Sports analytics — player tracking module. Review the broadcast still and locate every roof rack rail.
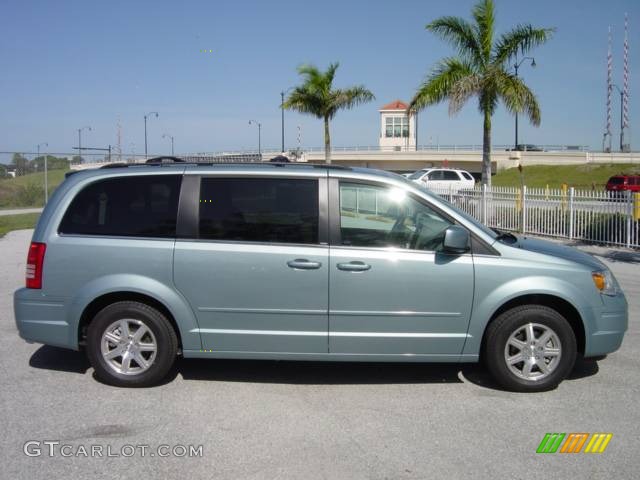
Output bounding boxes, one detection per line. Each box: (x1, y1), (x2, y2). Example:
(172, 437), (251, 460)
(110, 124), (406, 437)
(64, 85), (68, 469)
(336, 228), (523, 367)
(86, 159), (352, 171)
(100, 162), (130, 169)
(178, 161), (351, 170)
(145, 156), (185, 164)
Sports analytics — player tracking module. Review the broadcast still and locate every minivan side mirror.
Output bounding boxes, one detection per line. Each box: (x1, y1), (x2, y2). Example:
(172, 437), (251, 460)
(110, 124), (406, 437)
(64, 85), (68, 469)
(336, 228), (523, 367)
(442, 225), (470, 254)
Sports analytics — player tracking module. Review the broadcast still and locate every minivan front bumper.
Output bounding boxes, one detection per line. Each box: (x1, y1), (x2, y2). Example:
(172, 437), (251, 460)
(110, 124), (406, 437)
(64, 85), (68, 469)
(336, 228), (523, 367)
(13, 288), (74, 350)
(584, 292), (628, 357)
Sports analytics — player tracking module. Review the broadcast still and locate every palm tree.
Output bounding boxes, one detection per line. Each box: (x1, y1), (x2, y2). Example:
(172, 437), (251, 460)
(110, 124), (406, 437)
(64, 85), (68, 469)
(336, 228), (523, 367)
(409, 0), (554, 185)
(284, 62), (374, 164)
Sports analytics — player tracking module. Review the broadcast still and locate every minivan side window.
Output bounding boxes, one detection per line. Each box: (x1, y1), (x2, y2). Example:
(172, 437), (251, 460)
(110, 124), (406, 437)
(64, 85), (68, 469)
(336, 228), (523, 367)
(339, 182), (452, 251)
(199, 178), (319, 244)
(59, 175), (181, 238)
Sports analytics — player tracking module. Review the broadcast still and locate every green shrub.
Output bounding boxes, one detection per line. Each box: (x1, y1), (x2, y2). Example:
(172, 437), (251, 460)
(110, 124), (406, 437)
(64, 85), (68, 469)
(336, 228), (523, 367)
(16, 182), (44, 207)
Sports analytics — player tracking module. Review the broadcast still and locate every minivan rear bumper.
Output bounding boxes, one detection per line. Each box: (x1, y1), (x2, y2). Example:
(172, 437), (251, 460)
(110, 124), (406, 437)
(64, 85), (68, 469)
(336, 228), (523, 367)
(13, 288), (74, 350)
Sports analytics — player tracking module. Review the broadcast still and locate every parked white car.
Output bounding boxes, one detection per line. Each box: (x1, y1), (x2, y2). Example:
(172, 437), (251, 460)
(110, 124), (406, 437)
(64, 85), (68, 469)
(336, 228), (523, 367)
(408, 168), (475, 192)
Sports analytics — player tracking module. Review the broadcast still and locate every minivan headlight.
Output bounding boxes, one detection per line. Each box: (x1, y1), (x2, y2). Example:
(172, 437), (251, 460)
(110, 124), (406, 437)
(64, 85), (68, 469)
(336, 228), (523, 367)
(592, 270), (617, 296)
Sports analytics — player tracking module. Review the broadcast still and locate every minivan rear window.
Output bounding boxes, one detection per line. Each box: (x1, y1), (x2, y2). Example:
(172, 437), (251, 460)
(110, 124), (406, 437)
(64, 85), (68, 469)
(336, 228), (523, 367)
(59, 175), (181, 238)
(199, 178), (319, 244)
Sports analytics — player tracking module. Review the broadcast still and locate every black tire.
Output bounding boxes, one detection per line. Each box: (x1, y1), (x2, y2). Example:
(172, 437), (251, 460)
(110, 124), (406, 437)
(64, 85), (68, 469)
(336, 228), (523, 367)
(484, 305), (577, 392)
(86, 301), (178, 387)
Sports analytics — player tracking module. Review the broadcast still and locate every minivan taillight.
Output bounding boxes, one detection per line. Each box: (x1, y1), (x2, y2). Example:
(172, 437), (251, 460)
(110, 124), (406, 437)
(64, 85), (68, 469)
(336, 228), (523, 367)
(26, 242), (46, 289)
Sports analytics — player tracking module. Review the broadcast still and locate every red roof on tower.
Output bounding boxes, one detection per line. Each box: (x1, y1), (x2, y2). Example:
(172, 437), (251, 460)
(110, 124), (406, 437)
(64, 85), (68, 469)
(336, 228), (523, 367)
(380, 100), (409, 111)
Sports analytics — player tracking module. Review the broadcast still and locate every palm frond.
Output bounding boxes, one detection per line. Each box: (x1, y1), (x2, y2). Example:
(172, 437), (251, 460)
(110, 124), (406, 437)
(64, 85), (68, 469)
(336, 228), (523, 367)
(493, 25), (555, 65)
(283, 87), (326, 117)
(284, 62), (374, 120)
(427, 16), (482, 65)
(331, 86), (375, 118)
(448, 74), (482, 115)
(472, 0), (495, 62)
(325, 62), (340, 86)
(478, 80), (499, 117)
(409, 58), (475, 112)
(495, 70), (541, 125)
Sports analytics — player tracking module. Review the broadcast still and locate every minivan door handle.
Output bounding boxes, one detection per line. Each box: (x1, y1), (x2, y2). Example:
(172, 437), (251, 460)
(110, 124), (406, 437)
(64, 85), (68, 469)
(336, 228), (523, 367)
(287, 259), (322, 270)
(337, 261), (371, 272)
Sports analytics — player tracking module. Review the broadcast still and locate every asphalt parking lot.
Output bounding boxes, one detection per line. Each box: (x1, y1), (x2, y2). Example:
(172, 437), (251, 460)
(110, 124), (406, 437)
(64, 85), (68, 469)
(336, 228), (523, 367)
(1, 229), (639, 479)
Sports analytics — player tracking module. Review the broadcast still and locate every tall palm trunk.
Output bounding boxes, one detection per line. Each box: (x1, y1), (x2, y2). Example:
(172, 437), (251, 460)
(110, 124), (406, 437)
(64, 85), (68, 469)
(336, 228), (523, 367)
(324, 116), (331, 164)
(481, 111), (492, 186)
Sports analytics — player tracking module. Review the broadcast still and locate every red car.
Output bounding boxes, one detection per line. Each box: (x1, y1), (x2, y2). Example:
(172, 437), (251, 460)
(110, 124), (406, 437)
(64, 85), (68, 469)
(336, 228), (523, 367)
(606, 174), (640, 196)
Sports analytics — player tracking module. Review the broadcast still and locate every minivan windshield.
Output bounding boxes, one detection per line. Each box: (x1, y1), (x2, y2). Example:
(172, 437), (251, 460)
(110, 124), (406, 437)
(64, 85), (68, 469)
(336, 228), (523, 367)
(408, 170), (426, 180)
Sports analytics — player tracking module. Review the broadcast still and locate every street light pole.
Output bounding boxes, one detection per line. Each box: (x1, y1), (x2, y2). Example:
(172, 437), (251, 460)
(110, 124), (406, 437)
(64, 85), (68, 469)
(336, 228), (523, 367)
(281, 91), (285, 153)
(144, 112), (159, 159)
(513, 56), (536, 149)
(249, 120), (261, 156)
(162, 134), (175, 155)
(280, 88), (294, 154)
(77, 126), (91, 164)
(37, 142), (48, 204)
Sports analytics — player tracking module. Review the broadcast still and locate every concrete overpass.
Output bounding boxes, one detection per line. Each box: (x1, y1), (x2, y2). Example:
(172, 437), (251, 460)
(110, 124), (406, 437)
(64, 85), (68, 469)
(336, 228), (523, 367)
(298, 149), (640, 174)
(70, 148), (640, 175)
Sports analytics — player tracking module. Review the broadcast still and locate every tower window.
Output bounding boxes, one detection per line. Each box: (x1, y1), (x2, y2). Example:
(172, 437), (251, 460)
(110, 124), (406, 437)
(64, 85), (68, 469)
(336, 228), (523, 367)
(384, 116), (409, 138)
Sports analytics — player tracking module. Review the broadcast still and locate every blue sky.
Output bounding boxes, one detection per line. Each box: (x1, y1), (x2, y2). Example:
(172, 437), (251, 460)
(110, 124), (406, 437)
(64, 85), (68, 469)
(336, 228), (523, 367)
(0, 0), (638, 156)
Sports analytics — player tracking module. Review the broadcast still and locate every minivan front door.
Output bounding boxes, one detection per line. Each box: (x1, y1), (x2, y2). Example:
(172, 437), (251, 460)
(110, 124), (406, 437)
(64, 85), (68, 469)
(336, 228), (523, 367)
(174, 175), (329, 354)
(328, 179), (474, 357)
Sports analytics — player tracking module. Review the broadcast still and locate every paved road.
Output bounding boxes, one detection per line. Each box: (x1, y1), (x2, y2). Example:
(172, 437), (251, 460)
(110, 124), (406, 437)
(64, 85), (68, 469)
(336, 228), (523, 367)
(1, 229), (638, 480)
(0, 207), (43, 216)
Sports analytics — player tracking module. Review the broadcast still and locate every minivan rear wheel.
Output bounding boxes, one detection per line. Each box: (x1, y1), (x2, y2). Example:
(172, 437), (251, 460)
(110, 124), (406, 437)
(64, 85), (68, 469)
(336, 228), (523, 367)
(484, 305), (577, 392)
(86, 301), (178, 387)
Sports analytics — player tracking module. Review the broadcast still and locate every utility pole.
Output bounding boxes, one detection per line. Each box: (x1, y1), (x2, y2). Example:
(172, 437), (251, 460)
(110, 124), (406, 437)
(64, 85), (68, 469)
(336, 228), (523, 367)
(603, 26), (613, 153)
(621, 13), (630, 152)
(77, 126), (92, 163)
(613, 85), (625, 152)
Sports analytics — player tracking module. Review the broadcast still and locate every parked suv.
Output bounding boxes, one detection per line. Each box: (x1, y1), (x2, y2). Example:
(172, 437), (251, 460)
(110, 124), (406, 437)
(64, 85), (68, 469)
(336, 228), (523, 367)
(606, 174), (640, 196)
(408, 168), (475, 192)
(14, 160), (627, 391)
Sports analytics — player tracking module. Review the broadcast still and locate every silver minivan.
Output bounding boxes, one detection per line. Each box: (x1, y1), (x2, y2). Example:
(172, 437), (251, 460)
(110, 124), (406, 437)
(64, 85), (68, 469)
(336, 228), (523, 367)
(14, 160), (628, 391)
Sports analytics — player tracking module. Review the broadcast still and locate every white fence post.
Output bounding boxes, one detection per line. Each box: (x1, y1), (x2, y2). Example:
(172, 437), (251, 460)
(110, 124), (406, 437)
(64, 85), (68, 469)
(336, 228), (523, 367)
(481, 184), (487, 224)
(627, 190), (633, 248)
(569, 187), (575, 240)
(521, 185), (527, 234)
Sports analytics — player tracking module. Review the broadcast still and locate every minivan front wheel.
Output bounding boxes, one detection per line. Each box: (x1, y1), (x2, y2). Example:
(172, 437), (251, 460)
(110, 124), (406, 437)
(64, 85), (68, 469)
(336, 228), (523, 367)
(86, 301), (178, 387)
(484, 305), (577, 392)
